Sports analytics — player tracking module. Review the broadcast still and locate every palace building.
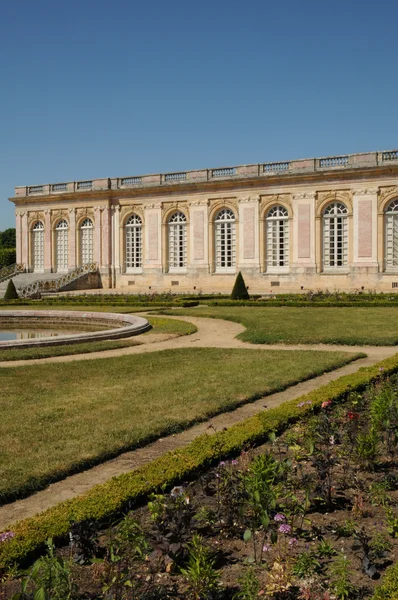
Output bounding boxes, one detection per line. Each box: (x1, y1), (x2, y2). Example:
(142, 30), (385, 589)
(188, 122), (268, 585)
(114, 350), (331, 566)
(9, 149), (398, 294)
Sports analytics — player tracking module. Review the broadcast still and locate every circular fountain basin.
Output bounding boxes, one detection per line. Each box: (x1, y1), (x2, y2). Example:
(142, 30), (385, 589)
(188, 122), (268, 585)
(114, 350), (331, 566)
(0, 310), (151, 349)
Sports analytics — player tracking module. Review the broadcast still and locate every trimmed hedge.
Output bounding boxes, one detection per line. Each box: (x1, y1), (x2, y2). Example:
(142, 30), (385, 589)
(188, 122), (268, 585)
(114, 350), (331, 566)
(372, 563), (398, 599)
(1, 354), (398, 568)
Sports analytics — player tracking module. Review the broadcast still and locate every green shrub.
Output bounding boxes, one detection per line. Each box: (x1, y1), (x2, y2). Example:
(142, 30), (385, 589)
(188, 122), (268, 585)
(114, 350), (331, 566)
(0, 248), (16, 269)
(4, 279), (19, 300)
(372, 563), (398, 599)
(2, 355), (398, 568)
(231, 272), (249, 300)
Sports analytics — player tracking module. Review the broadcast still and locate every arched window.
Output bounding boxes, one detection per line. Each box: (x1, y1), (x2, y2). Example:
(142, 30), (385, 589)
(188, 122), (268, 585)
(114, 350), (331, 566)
(322, 202), (348, 269)
(266, 205), (289, 271)
(80, 218), (93, 265)
(32, 221), (44, 272)
(125, 214), (142, 270)
(55, 219), (69, 272)
(215, 208), (236, 272)
(168, 211), (187, 270)
(385, 199), (398, 270)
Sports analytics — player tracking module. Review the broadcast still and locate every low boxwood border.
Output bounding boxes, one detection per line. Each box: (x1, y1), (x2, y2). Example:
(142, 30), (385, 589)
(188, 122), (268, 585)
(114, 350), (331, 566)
(1, 354), (398, 569)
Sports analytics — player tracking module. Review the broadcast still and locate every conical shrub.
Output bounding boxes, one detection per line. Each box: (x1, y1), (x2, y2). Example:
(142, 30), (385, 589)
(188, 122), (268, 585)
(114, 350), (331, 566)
(4, 279), (19, 300)
(231, 271), (249, 300)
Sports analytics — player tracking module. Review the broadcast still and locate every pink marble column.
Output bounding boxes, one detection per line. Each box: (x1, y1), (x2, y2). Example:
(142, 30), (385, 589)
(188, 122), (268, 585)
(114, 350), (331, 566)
(68, 208), (76, 270)
(44, 211), (52, 271)
(297, 204), (311, 259)
(15, 213), (22, 264)
(94, 207), (101, 266)
(21, 213), (28, 267)
(101, 207), (111, 268)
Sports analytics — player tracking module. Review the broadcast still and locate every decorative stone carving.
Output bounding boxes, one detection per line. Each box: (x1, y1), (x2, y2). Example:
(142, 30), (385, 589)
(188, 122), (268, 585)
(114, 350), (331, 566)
(28, 211), (45, 227)
(292, 192), (316, 200)
(352, 188), (379, 196)
(144, 203), (162, 210)
(188, 199), (209, 207)
(260, 194), (292, 216)
(76, 207), (94, 222)
(316, 190), (352, 214)
(50, 209), (69, 227)
(378, 186), (398, 210)
(120, 205), (144, 222)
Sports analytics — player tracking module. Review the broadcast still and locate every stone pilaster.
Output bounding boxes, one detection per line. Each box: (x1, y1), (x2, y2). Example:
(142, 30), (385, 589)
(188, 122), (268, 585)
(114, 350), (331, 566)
(68, 208), (76, 270)
(44, 210), (52, 272)
(293, 192), (317, 273)
(15, 212), (22, 264)
(21, 212), (28, 268)
(143, 203), (162, 273)
(352, 188), (379, 270)
(188, 200), (209, 272)
(238, 196), (260, 271)
(94, 206), (101, 266)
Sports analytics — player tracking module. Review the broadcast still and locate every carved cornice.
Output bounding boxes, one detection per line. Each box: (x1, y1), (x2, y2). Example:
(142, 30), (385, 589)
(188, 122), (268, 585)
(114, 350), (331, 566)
(188, 199), (209, 207)
(144, 203), (162, 210)
(316, 190), (352, 214)
(292, 192), (316, 201)
(51, 209), (69, 227)
(352, 187), (378, 196)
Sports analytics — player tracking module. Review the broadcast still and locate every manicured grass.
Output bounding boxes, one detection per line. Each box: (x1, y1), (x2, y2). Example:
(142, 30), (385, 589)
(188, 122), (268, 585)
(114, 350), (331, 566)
(0, 347), (360, 502)
(0, 304), (161, 313)
(0, 317), (196, 362)
(161, 306), (398, 345)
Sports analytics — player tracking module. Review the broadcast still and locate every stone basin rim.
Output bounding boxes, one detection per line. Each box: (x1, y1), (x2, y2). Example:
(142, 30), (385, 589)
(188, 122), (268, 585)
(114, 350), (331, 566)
(0, 310), (151, 349)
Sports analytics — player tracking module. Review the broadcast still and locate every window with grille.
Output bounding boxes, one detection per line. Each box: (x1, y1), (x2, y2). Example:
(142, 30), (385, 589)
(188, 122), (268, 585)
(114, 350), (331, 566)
(322, 202), (348, 269)
(80, 218), (93, 264)
(266, 205), (289, 271)
(55, 219), (69, 272)
(215, 208), (236, 272)
(385, 199), (398, 270)
(32, 221), (44, 272)
(168, 212), (187, 270)
(125, 214), (142, 269)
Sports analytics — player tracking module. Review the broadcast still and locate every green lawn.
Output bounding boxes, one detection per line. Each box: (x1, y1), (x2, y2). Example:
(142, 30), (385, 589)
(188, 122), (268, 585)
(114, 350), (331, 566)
(160, 306), (398, 345)
(0, 317), (196, 362)
(0, 347), (361, 502)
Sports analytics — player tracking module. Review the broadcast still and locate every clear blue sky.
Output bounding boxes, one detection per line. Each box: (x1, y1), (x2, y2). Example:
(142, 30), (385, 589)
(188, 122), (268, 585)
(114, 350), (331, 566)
(1, 0), (397, 228)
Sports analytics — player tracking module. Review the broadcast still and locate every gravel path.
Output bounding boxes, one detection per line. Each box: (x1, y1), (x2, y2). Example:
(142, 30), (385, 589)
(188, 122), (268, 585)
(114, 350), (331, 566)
(0, 314), (396, 530)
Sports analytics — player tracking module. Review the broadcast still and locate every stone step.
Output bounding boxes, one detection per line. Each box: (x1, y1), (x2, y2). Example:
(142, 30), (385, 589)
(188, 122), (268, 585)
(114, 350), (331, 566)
(0, 273), (68, 298)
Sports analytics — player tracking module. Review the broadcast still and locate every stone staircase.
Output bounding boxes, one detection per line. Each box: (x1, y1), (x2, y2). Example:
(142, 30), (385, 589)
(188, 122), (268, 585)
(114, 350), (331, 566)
(0, 264), (101, 298)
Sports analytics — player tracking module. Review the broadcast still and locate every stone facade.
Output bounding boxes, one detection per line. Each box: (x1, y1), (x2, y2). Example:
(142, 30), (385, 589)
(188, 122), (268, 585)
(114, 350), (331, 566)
(9, 149), (398, 293)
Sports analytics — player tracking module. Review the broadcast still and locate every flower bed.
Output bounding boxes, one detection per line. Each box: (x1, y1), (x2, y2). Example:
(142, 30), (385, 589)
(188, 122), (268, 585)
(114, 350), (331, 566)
(1, 370), (398, 598)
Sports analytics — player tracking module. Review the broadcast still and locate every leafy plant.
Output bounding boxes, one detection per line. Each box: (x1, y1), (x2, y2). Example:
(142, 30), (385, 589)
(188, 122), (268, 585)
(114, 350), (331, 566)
(292, 550), (321, 579)
(180, 534), (220, 600)
(385, 507), (398, 538)
(334, 519), (357, 539)
(12, 538), (75, 600)
(69, 518), (99, 565)
(233, 565), (261, 600)
(316, 539), (336, 558)
(243, 453), (283, 564)
(216, 459), (246, 530)
(148, 486), (195, 569)
(330, 553), (355, 600)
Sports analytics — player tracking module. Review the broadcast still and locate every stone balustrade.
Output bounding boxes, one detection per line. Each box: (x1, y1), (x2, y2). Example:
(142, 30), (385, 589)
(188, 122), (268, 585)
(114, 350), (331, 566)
(12, 149), (398, 198)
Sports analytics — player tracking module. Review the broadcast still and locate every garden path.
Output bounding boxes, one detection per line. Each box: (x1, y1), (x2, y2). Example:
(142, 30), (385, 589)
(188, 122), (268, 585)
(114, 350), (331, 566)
(0, 314), (396, 529)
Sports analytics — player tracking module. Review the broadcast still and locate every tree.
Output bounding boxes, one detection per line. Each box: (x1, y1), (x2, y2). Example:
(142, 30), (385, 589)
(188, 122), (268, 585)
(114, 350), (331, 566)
(231, 271), (249, 300)
(4, 279), (19, 300)
(0, 228), (16, 249)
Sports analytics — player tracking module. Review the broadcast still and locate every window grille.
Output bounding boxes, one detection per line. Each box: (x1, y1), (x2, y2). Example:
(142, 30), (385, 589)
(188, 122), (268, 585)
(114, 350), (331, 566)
(266, 206), (289, 271)
(55, 219), (69, 272)
(32, 221), (44, 272)
(165, 172), (187, 182)
(385, 199), (398, 270)
(168, 212), (187, 269)
(392, 282), (398, 288)
(215, 209), (236, 271)
(120, 177), (142, 186)
(319, 156), (348, 168)
(212, 167), (236, 178)
(263, 162), (289, 173)
(125, 214), (142, 269)
(322, 203), (348, 269)
(80, 218), (93, 264)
